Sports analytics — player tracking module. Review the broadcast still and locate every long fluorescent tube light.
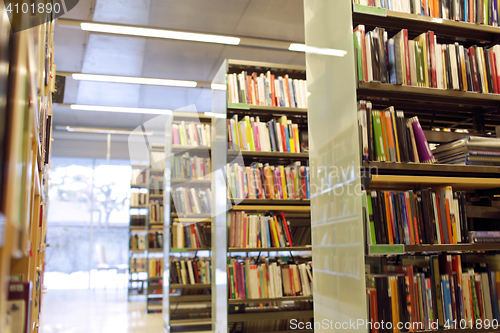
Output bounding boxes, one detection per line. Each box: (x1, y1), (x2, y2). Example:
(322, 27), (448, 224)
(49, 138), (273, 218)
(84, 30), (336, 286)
(55, 125), (155, 135)
(80, 22), (240, 45)
(289, 43), (347, 57)
(70, 104), (172, 115)
(72, 73), (197, 88)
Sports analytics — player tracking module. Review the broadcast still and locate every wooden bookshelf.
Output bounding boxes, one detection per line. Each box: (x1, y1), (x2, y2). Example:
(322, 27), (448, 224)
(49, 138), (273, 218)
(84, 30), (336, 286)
(171, 179), (211, 185)
(231, 205), (311, 212)
(228, 150), (309, 160)
(170, 294), (211, 303)
(228, 295), (313, 304)
(369, 243), (500, 255)
(228, 246), (312, 253)
(170, 283), (211, 289)
(233, 199), (310, 205)
(368, 174), (500, 190)
(228, 310), (314, 322)
(228, 103), (308, 116)
(172, 145), (211, 154)
(170, 248), (211, 253)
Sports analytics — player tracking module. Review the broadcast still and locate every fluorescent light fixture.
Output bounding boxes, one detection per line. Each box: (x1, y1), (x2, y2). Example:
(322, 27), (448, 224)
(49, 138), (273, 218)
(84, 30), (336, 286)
(203, 112), (226, 118)
(55, 125), (155, 135)
(211, 83), (227, 91)
(80, 22), (240, 45)
(72, 73), (197, 88)
(70, 104), (173, 115)
(289, 43), (347, 57)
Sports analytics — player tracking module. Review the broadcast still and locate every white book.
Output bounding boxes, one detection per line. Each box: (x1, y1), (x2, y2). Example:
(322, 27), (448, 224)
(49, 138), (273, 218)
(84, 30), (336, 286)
(476, 48), (487, 93)
(366, 32), (373, 82)
(187, 261), (195, 284)
(408, 40), (418, 87)
(436, 43), (444, 89)
(449, 45), (460, 90)
(292, 79), (301, 108)
(481, 272), (494, 320)
(269, 263), (276, 298)
(461, 273), (472, 325)
(258, 74), (265, 105)
(301, 80), (308, 108)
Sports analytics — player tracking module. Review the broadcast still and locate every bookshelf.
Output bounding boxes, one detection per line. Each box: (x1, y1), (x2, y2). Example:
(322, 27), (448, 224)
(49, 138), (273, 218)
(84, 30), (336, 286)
(166, 112), (213, 330)
(211, 59), (314, 333)
(1, 7), (55, 333)
(305, 1), (500, 332)
(129, 165), (149, 299)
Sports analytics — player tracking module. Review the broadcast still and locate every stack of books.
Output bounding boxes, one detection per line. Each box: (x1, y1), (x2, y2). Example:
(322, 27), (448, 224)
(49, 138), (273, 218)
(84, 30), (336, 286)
(131, 192), (148, 206)
(172, 121), (212, 147)
(354, 0), (500, 26)
(353, 25), (500, 94)
(366, 187), (468, 245)
(172, 153), (211, 180)
(149, 258), (164, 278)
(227, 71), (307, 108)
(432, 136), (500, 165)
(228, 258), (313, 299)
(228, 115), (306, 153)
(228, 212), (296, 248)
(130, 258), (146, 272)
(358, 101), (435, 163)
(148, 231), (164, 249)
(171, 187), (212, 214)
(130, 215), (147, 227)
(130, 234), (147, 250)
(149, 200), (164, 223)
(469, 231), (500, 243)
(367, 255), (500, 331)
(226, 162), (310, 200)
(171, 222), (211, 249)
(170, 258), (211, 285)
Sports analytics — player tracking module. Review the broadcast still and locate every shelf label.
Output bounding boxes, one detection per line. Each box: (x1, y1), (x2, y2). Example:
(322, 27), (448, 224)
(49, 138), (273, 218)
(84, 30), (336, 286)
(228, 103), (250, 110)
(353, 4), (387, 17)
(369, 244), (404, 254)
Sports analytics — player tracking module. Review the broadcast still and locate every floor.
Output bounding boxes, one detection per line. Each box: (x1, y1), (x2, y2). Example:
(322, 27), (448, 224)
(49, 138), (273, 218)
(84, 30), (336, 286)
(39, 289), (164, 333)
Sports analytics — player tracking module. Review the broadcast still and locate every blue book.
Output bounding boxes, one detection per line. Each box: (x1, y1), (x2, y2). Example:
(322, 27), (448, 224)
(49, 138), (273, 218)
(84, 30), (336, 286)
(267, 120), (277, 151)
(284, 125), (291, 152)
(388, 39), (397, 84)
(185, 227), (192, 248)
(279, 79), (286, 107)
(389, 192), (400, 244)
(465, 0), (468, 23)
(243, 171), (248, 199)
(441, 275), (453, 322)
(265, 218), (272, 247)
(305, 166), (310, 199)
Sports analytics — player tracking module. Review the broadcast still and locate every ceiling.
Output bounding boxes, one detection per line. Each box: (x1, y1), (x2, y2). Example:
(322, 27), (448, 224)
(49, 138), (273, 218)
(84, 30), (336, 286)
(53, 0), (306, 126)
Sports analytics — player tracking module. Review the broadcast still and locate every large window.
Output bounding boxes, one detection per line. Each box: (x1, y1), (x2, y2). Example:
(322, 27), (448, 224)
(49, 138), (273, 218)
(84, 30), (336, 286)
(45, 157), (131, 289)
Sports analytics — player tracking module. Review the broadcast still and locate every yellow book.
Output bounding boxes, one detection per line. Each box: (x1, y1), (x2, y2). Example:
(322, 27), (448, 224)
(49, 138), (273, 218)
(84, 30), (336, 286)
(179, 121), (187, 146)
(231, 119), (239, 149)
(293, 124), (300, 153)
(415, 33), (429, 88)
(390, 277), (400, 333)
(280, 165), (288, 199)
(288, 123), (295, 153)
(272, 216), (282, 247)
(245, 116), (255, 151)
(480, 47), (489, 93)
(390, 108), (401, 162)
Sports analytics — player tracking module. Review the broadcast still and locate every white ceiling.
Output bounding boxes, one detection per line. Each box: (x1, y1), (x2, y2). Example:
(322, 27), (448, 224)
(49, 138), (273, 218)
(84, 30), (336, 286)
(52, 0), (306, 158)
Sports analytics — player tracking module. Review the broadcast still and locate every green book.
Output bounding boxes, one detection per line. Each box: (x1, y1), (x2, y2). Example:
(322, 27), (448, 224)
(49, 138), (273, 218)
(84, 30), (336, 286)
(430, 255), (445, 327)
(228, 264), (236, 299)
(366, 193), (377, 245)
(372, 111), (386, 161)
(353, 30), (363, 81)
(415, 41), (424, 87)
(469, 269), (481, 321)
(484, 0), (489, 25)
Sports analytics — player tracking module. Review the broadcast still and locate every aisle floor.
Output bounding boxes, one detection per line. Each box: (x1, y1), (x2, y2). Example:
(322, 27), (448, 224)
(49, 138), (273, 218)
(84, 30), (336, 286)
(40, 289), (164, 333)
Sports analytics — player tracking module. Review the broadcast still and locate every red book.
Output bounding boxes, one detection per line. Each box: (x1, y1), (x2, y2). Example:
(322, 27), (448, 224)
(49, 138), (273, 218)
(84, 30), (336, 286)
(193, 261), (200, 283)
(252, 72), (259, 105)
(280, 124), (288, 152)
(493, 51), (500, 94)
(428, 31), (438, 88)
(227, 119), (232, 149)
(468, 47), (480, 92)
(476, 277), (484, 320)
(435, 195), (446, 244)
(280, 212), (293, 247)
(270, 74), (276, 106)
(403, 29), (412, 86)
(288, 265), (295, 296)
(300, 167), (306, 200)
(490, 50), (499, 94)
(367, 289), (379, 333)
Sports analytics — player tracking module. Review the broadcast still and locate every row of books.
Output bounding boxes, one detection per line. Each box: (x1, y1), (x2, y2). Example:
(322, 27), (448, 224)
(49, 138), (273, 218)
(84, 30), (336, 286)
(171, 222), (211, 249)
(131, 192), (148, 206)
(170, 259), (211, 285)
(228, 115), (306, 153)
(354, 0), (500, 26)
(172, 187), (212, 215)
(367, 255), (500, 332)
(229, 211), (296, 248)
(227, 162), (310, 200)
(130, 215), (147, 227)
(150, 151), (165, 171)
(149, 258), (164, 278)
(149, 231), (164, 249)
(228, 258), (313, 299)
(432, 136), (500, 165)
(227, 71), (308, 108)
(365, 187), (468, 245)
(130, 234), (146, 250)
(149, 175), (163, 195)
(172, 121), (211, 147)
(131, 169), (147, 186)
(149, 200), (164, 223)
(358, 101), (435, 163)
(130, 258), (147, 273)
(172, 153), (211, 180)
(354, 25), (500, 94)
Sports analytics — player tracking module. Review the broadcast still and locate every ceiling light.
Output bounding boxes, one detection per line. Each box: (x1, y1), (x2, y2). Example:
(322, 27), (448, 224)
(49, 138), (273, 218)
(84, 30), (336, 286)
(289, 43), (347, 57)
(72, 73), (197, 87)
(70, 104), (173, 115)
(55, 125), (155, 135)
(203, 112), (225, 118)
(211, 83), (227, 91)
(80, 22), (240, 45)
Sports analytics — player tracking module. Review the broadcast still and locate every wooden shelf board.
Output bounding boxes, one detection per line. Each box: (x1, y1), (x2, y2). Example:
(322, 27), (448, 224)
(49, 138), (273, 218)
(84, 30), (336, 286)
(170, 318), (212, 326)
(149, 194), (163, 199)
(170, 295), (211, 303)
(171, 179), (211, 185)
(228, 246), (312, 253)
(228, 295), (312, 304)
(231, 205), (310, 212)
(227, 103), (307, 115)
(364, 161), (500, 178)
(170, 283), (211, 289)
(227, 59), (306, 72)
(352, 4), (500, 42)
(172, 145), (211, 153)
(171, 248), (211, 253)
(232, 199), (310, 205)
(129, 227), (147, 232)
(368, 175), (500, 190)
(228, 150), (309, 159)
(130, 206), (148, 209)
(173, 218), (211, 223)
(369, 243), (500, 254)
(148, 248), (163, 253)
(171, 213), (212, 218)
(228, 309), (313, 322)
(130, 249), (146, 253)
(357, 81), (500, 107)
